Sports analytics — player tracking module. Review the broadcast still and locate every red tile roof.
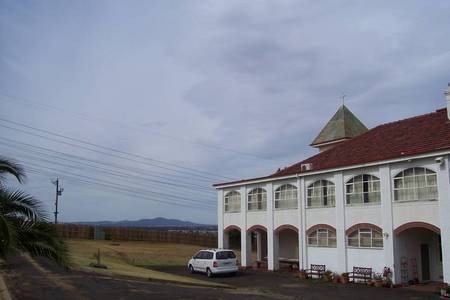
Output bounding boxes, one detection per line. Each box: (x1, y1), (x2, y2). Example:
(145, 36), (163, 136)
(214, 108), (450, 187)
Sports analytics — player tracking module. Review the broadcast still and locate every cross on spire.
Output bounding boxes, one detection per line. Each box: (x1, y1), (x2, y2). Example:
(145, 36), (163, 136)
(341, 93), (347, 106)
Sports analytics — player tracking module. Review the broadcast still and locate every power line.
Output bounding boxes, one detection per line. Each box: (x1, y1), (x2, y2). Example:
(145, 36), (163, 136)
(12, 159), (216, 207)
(0, 120), (231, 182)
(0, 137), (214, 185)
(0, 141), (214, 195)
(27, 168), (215, 211)
(0, 91), (272, 160)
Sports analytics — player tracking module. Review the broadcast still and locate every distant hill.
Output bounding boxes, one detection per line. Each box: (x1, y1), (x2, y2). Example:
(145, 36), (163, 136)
(74, 217), (216, 229)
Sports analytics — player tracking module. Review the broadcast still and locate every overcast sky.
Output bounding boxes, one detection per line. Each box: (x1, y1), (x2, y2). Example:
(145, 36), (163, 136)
(1, 1), (449, 224)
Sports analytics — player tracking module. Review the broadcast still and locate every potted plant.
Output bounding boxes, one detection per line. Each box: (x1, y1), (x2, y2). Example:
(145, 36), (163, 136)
(439, 283), (450, 298)
(382, 267), (393, 288)
(323, 270), (333, 282)
(298, 269), (308, 280)
(340, 272), (349, 284)
(332, 272), (341, 284)
(373, 273), (384, 287)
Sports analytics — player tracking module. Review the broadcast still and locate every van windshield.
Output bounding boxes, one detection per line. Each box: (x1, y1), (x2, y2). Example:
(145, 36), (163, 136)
(216, 251), (236, 260)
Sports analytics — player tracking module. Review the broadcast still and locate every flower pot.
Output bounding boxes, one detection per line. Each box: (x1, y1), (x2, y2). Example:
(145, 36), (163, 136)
(374, 280), (384, 288)
(298, 271), (308, 280)
(340, 276), (349, 284)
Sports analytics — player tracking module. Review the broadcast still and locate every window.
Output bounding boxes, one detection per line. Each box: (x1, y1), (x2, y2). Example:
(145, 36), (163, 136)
(204, 251), (214, 259)
(247, 188), (267, 211)
(224, 191), (241, 213)
(307, 180), (335, 207)
(274, 184), (298, 210)
(347, 228), (383, 248)
(394, 167), (438, 202)
(346, 174), (380, 205)
(307, 229), (336, 247)
(216, 251), (236, 260)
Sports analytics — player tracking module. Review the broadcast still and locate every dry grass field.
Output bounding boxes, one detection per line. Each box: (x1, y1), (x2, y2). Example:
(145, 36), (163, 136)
(66, 239), (230, 287)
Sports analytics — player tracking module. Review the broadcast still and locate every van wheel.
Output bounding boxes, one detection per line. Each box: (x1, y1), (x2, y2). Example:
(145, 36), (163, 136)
(188, 265), (195, 274)
(206, 268), (213, 278)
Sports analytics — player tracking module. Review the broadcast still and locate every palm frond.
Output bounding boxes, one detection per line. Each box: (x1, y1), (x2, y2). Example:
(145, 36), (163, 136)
(0, 189), (47, 221)
(0, 157), (26, 184)
(16, 221), (71, 268)
(0, 214), (16, 256)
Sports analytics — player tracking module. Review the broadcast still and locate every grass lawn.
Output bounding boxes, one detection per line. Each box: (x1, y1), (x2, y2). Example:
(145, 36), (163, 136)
(66, 239), (230, 288)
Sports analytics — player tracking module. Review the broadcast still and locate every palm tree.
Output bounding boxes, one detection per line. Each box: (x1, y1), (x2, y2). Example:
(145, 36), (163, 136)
(0, 156), (70, 267)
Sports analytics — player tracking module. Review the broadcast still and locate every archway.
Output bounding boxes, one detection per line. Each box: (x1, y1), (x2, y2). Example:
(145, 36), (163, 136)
(246, 225), (268, 268)
(275, 225), (299, 269)
(394, 222), (442, 283)
(223, 225), (241, 251)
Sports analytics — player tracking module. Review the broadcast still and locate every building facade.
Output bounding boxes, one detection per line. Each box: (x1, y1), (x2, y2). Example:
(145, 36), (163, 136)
(214, 86), (450, 284)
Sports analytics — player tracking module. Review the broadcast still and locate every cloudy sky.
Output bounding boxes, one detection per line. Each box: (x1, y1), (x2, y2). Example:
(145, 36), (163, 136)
(0, 0), (449, 224)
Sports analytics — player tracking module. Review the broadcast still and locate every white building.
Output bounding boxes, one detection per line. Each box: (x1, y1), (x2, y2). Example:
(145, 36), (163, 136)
(214, 85), (450, 284)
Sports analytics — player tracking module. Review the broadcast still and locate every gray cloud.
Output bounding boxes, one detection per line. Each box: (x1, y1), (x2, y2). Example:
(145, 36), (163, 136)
(0, 0), (449, 224)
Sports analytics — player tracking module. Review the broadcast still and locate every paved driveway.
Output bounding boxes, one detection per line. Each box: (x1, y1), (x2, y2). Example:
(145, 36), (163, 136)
(1, 256), (440, 300)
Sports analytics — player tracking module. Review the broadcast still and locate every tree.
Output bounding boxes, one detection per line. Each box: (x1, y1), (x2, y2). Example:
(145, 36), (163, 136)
(0, 156), (70, 267)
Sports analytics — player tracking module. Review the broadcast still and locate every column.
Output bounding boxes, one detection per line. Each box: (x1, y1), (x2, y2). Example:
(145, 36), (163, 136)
(438, 155), (450, 283)
(256, 232), (262, 261)
(380, 165), (395, 282)
(217, 189), (224, 248)
(266, 182), (279, 270)
(298, 177), (307, 270)
(240, 186), (251, 267)
(334, 172), (347, 273)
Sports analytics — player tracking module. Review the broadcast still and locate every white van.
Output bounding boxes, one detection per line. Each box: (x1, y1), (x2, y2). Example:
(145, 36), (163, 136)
(187, 249), (238, 277)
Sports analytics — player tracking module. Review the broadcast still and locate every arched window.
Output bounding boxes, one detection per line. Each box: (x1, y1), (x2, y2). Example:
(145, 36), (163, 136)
(347, 228), (383, 248)
(247, 188), (267, 211)
(346, 174), (380, 205)
(394, 167), (438, 202)
(307, 180), (335, 207)
(307, 229), (336, 247)
(274, 184), (298, 210)
(224, 191), (241, 213)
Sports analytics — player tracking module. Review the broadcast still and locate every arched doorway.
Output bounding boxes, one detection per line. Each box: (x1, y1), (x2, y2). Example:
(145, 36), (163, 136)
(394, 222), (442, 283)
(223, 225), (241, 250)
(246, 225), (268, 268)
(275, 225), (299, 269)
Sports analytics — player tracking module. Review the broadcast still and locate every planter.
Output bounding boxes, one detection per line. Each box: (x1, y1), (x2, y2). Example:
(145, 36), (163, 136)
(332, 276), (341, 284)
(340, 276), (349, 284)
(298, 271), (308, 280)
(374, 280), (384, 288)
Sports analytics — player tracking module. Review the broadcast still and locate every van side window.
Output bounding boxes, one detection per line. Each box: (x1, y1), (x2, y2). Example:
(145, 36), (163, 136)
(204, 251), (213, 259)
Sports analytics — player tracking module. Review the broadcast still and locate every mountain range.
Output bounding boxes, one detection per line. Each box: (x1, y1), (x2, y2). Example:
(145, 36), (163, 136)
(74, 217), (216, 229)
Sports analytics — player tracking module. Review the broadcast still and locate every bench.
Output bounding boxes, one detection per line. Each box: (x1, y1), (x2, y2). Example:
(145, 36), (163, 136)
(348, 267), (372, 283)
(305, 264), (326, 278)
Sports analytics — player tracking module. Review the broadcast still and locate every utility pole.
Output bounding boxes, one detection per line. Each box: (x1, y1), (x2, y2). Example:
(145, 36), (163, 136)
(51, 178), (64, 224)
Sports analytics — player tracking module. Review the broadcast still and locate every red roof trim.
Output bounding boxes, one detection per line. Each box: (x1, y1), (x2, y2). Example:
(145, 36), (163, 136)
(214, 108), (450, 187)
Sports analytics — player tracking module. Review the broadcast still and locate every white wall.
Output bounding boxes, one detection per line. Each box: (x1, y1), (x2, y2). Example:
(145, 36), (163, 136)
(305, 207), (336, 228)
(393, 202), (440, 229)
(247, 211), (267, 229)
(307, 247), (338, 271)
(274, 210), (299, 229)
(347, 248), (385, 274)
(345, 205), (382, 228)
